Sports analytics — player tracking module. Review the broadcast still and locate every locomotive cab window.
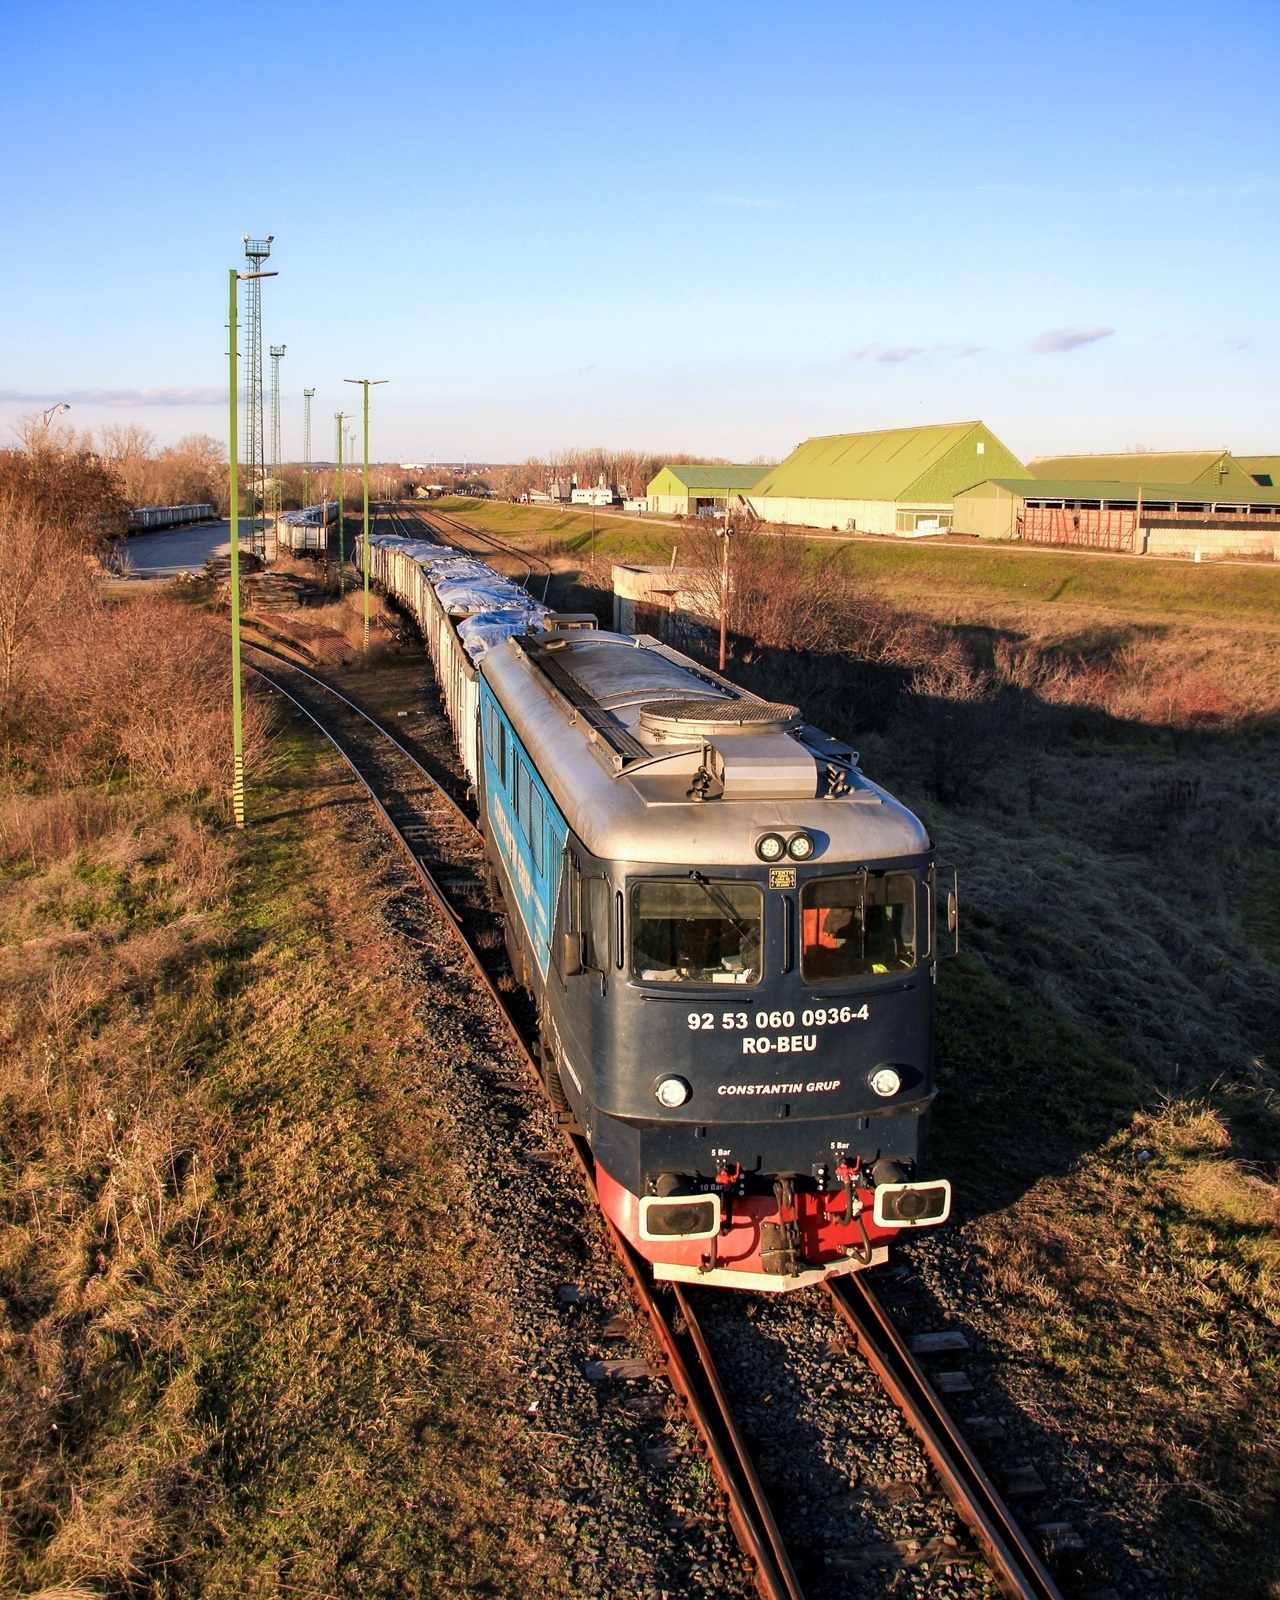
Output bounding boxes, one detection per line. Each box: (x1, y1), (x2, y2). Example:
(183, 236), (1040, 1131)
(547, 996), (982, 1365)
(630, 879), (762, 986)
(801, 872), (916, 982)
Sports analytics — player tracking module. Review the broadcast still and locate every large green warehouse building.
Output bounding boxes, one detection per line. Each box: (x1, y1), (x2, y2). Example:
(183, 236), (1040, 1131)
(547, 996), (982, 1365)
(746, 421), (1029, 534)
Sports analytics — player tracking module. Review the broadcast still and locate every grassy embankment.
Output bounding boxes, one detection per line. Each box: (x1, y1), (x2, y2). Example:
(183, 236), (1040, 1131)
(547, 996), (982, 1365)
(439, 499), (1280, 1597)
(0, 588), (560, 1597)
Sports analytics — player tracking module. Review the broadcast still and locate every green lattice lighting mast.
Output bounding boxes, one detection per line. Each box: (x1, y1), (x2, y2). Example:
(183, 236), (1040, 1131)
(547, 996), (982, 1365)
(269, 343), (286, 536)
(344, 378), (388, 651)
(335, 412), (348, 591)
(228, 253), (277, 828)
(240, 234), (273, 556)
(302, 387), (315, 510)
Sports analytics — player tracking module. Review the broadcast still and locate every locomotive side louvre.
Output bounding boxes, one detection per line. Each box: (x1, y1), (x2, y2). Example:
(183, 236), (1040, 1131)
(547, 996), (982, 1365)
(358, 532), (954, 1292)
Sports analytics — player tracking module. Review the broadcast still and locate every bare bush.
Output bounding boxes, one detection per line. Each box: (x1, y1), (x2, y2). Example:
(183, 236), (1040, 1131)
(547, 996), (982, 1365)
(0, 442), (129, 547)
(0, 497), (96, 701)
(30, 597), (272, 800)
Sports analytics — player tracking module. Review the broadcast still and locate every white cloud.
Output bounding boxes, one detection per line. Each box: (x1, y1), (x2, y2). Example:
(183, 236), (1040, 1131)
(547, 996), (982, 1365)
(0, 386), (222, 407)
(851, 343), (923, 364)
(1032, 325), (1115, 354)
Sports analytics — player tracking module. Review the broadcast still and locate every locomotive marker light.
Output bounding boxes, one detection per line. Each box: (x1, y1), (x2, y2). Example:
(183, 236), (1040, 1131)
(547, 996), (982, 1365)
(227, 258), (277, 829)
(655, 1075), (692, 1108)
(869, 1067), (902, 1097)
(639, 1193), (722, 1242)
(872, 1177), (952, 1229)
(755, 832), (786, 863)
(787, 831), (816, 861)
(344, 377), (388, 651)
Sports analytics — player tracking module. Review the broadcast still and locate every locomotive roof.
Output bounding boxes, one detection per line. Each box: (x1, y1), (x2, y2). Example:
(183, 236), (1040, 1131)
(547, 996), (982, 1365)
(481, 630), (929, 867)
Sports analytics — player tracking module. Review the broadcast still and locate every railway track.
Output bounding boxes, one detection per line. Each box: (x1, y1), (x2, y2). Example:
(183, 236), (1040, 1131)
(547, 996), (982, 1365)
(241, 631), (1063, 1600)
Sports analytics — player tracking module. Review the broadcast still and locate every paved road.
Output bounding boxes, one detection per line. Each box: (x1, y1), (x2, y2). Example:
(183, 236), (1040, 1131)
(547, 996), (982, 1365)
(120, 520), (277, 577)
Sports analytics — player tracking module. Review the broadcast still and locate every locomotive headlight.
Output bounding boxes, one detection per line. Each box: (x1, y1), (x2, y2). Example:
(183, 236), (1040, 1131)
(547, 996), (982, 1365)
(787, 831), (815, 861)
(755, 832), (786, 863)
(655, 1076), (692, 1108)
(869, 1067), (901, 1098)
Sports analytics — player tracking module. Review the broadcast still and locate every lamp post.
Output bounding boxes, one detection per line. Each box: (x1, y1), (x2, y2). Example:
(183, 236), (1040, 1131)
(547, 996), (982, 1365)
(228, 260), (277, 828)
(41, 402), (71, 429)
(334, 413), (349, 591)
(344, 378), (388, 652)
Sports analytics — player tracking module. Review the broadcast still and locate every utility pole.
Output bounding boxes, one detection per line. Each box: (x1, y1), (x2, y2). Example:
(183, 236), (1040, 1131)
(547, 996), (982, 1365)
(228, 254), (277, 827)
(335, 413), (348, 591)
(718, 516), (732, 673)
(345, 378), (388, 652)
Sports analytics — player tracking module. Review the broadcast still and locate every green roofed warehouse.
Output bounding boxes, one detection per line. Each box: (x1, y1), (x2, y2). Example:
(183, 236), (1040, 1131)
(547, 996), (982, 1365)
(1025, 449), (1260, 494)
(646, 464), (769, 517)
(746, 422), (1029, 534)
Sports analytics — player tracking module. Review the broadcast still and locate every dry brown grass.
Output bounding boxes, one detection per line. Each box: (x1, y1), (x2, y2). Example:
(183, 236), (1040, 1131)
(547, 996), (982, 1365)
(7, 593), (272, 804)
(0, 720), (562, 1597)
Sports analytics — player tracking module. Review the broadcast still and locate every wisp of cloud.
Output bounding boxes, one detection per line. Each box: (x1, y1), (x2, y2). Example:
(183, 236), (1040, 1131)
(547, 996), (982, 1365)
(1032, 325), (1115, 354)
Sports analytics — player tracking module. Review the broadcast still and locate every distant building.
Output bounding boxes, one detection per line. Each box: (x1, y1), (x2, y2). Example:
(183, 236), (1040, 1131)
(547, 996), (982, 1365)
(646, 464), (769, 518)
(572, 484), (619, 506)
(1026, 450), (1259, 494)
(746, 422), (1028, 534)
(954, 473), (1280, 557)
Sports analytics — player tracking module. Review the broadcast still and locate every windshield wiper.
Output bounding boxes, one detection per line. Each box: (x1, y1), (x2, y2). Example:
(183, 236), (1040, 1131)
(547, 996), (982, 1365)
(689, 871), (753, 941)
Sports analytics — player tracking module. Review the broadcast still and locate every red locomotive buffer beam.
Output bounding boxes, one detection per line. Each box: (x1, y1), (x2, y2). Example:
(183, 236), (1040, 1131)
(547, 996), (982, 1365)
(597, 1163), (951, 1292)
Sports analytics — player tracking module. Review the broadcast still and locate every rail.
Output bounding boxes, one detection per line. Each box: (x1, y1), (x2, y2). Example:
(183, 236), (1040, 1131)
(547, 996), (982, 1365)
(828, 1275), (1063, 1600)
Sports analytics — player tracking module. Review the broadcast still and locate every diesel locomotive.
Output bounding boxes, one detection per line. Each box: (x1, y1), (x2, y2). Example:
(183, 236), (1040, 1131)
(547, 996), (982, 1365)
(361, 531), (955, 1292)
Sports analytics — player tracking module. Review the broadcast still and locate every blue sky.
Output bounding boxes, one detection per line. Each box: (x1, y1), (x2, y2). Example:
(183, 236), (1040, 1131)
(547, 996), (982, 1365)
(2, 0), (1277, 464)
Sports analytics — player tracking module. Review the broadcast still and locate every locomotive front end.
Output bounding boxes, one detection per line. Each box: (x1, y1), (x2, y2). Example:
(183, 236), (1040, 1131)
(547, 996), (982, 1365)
(591, 839), (952, 1291)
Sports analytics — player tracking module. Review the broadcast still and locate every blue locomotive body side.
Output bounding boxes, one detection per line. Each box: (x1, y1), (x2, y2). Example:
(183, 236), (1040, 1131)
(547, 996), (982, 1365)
(479, 675), (567, 980)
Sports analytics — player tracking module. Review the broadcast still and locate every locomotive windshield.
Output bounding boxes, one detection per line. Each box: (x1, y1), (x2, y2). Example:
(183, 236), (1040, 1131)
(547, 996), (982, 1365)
(801, 872), (917, 982)
(631, 878), (762, 985)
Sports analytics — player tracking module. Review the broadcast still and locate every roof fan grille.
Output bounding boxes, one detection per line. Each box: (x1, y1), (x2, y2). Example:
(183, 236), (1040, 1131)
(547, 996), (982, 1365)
(638, 697), (802, 737)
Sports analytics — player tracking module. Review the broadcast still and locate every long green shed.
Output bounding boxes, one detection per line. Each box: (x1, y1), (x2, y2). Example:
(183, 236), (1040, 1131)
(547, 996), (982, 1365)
(646, 464), (769, 517)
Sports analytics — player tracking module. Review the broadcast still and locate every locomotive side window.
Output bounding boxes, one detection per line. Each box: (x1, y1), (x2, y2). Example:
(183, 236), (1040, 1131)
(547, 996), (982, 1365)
(801, 872), (916, 982)
(516, 756), (531, 833)
(582, 875), (611, 971)
(529, 786), (545, 875)
(630, 879), (763, 986)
